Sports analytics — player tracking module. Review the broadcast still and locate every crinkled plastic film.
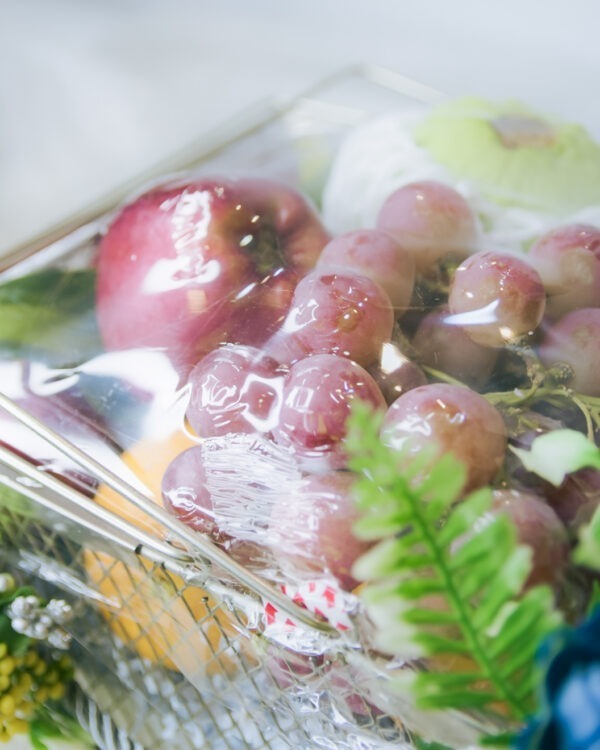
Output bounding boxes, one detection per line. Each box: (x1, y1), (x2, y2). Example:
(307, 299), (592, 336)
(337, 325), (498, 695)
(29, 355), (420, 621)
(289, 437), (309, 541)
(0, 66), (598, 749)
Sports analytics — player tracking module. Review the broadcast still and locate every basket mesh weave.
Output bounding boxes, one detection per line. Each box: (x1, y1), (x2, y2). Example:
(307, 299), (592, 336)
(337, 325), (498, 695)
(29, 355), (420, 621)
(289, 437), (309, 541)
(0, 496), (414, 750)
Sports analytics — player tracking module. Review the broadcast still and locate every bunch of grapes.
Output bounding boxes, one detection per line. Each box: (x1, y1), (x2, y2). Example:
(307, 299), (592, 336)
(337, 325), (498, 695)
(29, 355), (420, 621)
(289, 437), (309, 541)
(96, 175), (599, 603)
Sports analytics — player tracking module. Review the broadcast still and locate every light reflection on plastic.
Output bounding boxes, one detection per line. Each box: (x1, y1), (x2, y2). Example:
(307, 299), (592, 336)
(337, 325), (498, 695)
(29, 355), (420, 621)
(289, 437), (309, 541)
(379, 342), (410, 375)
(499, 325), (517, 341)
(281, 299), (319, 333)
(285, 385), (313, 411)
(169, 190), (212, 251)
(142, 257), (221, 294)
(240, 374), (283, 434)
(444, 299), (500, 326)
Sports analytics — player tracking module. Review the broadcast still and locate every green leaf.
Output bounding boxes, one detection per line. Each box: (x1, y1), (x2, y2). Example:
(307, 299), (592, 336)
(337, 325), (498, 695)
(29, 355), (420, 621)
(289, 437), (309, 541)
(436, 487), (493, 548)
(446, 518), (504, 575)
(29, 704), (95, 749)
(412, 633), (474, 656)
(353, 505), (414, 539)
(510, 428), (600, 487)
(418, 453), (467, 503)
(586, 580), (600, 613)
(416, 688), (498, 710)
(0, 268), (102, 366)
(479, 731), (516, 747)
(352, 537), (413, 579)
(0, 483), (36, 516)
(345, 402), (563, 728)
(414, 737), (455, 750)
(574, 504), (600, 571)
(0, 613), (30, 654)
(401, 607), (458, 627)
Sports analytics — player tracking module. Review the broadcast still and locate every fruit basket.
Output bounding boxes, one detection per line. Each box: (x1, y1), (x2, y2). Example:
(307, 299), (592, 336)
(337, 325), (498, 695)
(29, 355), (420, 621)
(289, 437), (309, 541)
(0, 65), (599, 750)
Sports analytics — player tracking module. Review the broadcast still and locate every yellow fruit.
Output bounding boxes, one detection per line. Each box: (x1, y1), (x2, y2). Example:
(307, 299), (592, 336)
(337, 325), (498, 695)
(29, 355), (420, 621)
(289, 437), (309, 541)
(0, 659), (15, 677)
(0, 695), (14, 717)
(84, 430), (243, 675)
(92, 429), (196, 536)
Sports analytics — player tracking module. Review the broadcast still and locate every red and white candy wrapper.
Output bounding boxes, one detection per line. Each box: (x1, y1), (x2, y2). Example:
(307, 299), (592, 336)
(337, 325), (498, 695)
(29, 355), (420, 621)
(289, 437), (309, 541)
(264, 579), (356, 650)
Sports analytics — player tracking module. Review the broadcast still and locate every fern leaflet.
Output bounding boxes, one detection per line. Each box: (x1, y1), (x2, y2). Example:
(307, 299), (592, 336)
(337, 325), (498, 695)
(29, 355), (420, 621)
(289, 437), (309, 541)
(346, 402), (563, 725)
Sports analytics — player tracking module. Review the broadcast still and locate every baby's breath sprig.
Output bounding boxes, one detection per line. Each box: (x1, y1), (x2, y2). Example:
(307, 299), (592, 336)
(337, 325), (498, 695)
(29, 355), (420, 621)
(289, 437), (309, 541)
(0, 571), (81, 745)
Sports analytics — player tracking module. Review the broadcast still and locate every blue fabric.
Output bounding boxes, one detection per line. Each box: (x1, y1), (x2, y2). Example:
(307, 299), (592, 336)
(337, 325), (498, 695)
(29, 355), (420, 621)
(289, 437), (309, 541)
(515, 605), (600, 750)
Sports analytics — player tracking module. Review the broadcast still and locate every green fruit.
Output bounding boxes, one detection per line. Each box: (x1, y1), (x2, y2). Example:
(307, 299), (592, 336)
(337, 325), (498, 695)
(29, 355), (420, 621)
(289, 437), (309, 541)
(414, 97), (600, 214)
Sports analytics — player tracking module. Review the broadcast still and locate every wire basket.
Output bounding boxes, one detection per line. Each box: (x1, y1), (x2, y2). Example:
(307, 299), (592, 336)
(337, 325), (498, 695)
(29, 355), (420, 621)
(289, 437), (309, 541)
(0, 402), (430, 750)
(0, 66), (510, 750)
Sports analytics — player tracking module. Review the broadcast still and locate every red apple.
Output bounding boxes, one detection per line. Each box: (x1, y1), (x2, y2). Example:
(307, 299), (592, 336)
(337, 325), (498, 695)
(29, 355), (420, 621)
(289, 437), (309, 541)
(96, 177), (330, 372)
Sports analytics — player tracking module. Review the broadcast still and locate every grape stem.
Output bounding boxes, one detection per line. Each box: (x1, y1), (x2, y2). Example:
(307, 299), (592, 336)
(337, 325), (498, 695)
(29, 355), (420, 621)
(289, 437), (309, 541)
(421, 366), (469, 389)
(423, 362), (600, 440)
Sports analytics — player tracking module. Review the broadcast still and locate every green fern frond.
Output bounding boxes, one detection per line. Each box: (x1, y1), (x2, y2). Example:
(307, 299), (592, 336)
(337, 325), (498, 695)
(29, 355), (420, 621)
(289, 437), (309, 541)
(346, 402), (563, 725)
(575, 503), (600, 571)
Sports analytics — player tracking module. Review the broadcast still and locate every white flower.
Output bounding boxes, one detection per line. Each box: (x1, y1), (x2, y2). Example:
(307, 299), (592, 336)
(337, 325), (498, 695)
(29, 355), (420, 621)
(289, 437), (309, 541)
(47, 629), (71, 650)
(45, 599), (73, 624)
(38, 613), (53, 629)
(7, 595), (40, 620)
(10, 617), (29, 635)
(30, 622), (49, 640)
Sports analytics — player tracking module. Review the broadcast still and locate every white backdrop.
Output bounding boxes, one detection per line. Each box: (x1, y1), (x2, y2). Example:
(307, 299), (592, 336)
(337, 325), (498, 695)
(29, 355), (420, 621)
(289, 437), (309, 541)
(1, 0), (600, 256)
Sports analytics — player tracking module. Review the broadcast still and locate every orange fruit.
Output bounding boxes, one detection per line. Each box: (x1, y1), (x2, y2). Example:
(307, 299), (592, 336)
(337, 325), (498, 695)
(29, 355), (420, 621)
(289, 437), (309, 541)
(83, 430), (243, 674)
(92, 429), (195, 536)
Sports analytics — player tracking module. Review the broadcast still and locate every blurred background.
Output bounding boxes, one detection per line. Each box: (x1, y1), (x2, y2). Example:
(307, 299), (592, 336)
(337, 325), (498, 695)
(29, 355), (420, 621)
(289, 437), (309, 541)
(1, 0), (600, 257)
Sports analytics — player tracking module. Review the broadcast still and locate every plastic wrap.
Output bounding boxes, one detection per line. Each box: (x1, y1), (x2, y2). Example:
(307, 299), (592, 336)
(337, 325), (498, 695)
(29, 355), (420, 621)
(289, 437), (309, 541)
(0, 66), (599, 750)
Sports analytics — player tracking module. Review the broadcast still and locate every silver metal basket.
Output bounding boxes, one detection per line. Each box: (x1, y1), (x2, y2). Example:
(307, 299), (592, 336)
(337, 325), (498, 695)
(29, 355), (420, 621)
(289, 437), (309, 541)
(0, 66), (494, 750)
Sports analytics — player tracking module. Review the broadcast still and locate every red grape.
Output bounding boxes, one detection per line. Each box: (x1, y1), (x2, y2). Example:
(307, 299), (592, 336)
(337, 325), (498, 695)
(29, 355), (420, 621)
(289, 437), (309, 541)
(528, 223), (600, 318)
(546, 468), (600, 535)
(272, 353), (386, 471)
(538, 308), (600, 396)
(376, 180), (479, 274)
(412, 306), (498, 389)
(185, 344), (283, 437)
(264, 644), (324, 691)
(268, 471), (371, 591)
(316, 229), (415, 310)
(448, 251), (546, 347)
(161, 445), (223, 541)
(381, 383), (507, 492)
(265, 269), (394, 368)
(491, 489), (570, 589)
(367, 342), (427, 404)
